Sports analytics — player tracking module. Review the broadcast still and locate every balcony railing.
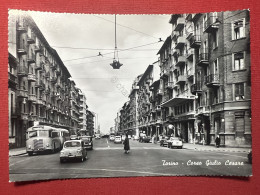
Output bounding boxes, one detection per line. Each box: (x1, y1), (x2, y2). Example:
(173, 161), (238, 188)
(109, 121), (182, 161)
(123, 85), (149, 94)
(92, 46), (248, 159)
(191, 83), (202, 94)
(17, 89), (28, 98)
(204, 16), (219, 33)
(166, 81), (174, 89)
(28, 73), (36, 82)
(196, 53), (209, 66)
(27, 53), (36, 64)
(8, 72), (17, 85)
(188, 35), (201, 48)
(186, 48), (194, 61)
(205, 74), (220, 86)
(175, 55), (186, 67)
(174, 36), (185, 49)
(173, 17), (185, 31)
(176, 75), (186, 85)
(186, 24), (193, 39)
(28, 94), (37, 102)
(17, 45), (27, 55)
(17, 66), (28, 76)
(27, 32), (36, 44)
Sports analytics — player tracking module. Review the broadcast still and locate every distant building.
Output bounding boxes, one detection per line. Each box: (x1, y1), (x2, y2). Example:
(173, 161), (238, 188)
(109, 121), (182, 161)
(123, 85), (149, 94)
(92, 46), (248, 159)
(86, 110), (95, 136)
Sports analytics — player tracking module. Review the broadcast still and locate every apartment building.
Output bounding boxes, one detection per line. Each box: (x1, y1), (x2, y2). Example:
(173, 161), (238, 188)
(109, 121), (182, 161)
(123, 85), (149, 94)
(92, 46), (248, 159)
(161, 10), (251, 147)
(8, 12), (84, 148)
(86, 110), (95, 136)
(78, 90), (87, 131)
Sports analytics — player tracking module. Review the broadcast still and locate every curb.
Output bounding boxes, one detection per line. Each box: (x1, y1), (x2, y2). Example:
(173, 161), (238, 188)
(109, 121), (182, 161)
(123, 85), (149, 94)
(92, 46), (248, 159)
(190, 148), (249, 153)
(9, 152), (27, 157)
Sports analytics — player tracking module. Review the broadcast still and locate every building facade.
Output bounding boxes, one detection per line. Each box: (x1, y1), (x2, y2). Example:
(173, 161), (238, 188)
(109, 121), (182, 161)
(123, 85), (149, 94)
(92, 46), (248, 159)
(8, 12), (91, 148)
(86, 110), (95, 136)
(114, 10), (251, 147)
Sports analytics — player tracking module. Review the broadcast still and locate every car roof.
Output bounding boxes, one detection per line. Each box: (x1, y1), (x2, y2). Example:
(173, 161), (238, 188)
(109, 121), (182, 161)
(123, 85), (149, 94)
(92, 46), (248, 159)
(64, 140), (82, 143)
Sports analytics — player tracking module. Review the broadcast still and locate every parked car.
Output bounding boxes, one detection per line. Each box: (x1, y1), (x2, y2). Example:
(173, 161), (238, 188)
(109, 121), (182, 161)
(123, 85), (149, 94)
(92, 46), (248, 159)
(167, 137), (183, 149)
(140, 136), (151, 143)
(133, 135), (139, 141)
(70, 135), (78, 140)
(60, 140), (87, 163)
(114, 136), (122, 144)
(79, 136), (93, 150)
(160, 136), (169, 147)
(95, 134), (101, 139)
(109, 135), (115, 141)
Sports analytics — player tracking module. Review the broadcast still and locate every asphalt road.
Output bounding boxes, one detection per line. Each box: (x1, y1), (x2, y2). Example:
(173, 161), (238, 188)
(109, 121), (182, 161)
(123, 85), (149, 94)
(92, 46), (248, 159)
(9, 138), (252, 182)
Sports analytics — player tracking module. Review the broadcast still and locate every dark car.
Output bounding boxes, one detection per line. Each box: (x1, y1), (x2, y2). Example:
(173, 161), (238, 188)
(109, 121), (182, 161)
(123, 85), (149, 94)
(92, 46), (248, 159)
(160, 136), (169, 147)
(79, 136), (93, 150)
(140, 136), (151, 143)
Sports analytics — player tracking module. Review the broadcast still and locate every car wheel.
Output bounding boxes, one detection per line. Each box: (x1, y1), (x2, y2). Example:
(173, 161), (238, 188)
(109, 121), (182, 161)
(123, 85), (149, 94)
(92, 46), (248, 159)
(179, 146), (183, 149)
(80, 156), (84, 162)
(60, 159), (63, 163)
(27, 152), (33, 156)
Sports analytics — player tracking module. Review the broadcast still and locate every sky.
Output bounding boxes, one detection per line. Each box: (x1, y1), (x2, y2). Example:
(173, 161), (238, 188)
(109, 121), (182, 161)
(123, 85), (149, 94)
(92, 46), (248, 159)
(23, 11), (172, 134)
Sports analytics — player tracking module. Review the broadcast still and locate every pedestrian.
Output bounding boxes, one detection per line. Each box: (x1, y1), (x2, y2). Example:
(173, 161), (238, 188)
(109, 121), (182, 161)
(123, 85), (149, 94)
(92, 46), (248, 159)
(215, 135), (220, 148)
(123, 133), (130, 154)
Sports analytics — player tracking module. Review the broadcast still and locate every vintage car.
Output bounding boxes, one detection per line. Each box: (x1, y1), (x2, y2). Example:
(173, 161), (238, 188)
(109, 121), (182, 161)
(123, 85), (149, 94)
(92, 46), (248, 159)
(79, 136), (93, 150)
(114, 136), (122, 144)
(139, 135), (151, 143)
(109, 135), (115, 141)
(60, 140), (87, 163)
(167, 137), (183, 149)
(160, 136), (169, 147)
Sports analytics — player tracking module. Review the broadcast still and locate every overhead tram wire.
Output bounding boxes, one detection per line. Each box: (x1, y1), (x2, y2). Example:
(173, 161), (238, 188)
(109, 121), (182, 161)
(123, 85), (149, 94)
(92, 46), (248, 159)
(92, 15), (160, 40)
(63, 41), (162, 62)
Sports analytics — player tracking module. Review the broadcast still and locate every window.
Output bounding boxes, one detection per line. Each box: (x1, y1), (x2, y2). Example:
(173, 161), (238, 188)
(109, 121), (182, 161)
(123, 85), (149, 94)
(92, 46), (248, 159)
(213, 30), (219, 49)
(214, 59), (218, 74)
(232, 18), (245, 40)
(234, 83), (245, 100)
(233, 52), (245, 70)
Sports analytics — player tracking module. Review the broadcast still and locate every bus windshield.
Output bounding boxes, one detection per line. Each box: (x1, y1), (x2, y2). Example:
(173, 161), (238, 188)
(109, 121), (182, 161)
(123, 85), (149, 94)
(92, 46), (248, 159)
(28, 131), (37, 139)
(38, 130), (50, 137)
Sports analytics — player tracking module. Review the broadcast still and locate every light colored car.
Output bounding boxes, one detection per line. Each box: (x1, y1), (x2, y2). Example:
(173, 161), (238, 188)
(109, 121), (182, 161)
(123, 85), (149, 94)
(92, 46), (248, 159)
(79, 136), (93, 150)
(167, 137), (183, 149)
(133, 135), (139, 140)
(109, 135), (115, 141)
(114, 136), (122, 144)
(60, 140), (87, 163)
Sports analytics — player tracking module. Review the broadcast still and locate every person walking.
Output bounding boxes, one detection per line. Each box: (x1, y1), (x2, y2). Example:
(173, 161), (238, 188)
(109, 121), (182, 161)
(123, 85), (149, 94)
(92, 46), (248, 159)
(215, 135), (220, 148)
(123, 133), (130, 154)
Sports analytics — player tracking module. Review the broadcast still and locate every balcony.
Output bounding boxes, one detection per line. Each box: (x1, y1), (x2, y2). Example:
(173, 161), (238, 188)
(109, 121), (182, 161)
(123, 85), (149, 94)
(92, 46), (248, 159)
(51, 63), (57, 70)
(176, 75), (186, 85)
(17, 66), (28, 77)
(27, 53), (36, 64)
(28, 94), (37, 102)
(196, 53), (209, 66)
(17, 89), (28, 98)
(161, 90), (194, 107)
(174, 36), (185, 49)
(186, 48), (194, 61)
(35, 62), (43, 70)
(166, 81), (174, 89)
(188, 35), (201, 48)
(36, 98), (43, 105)
(17, 46), (27, 55)
(191, 14), (202, 22)
(50, 77), (57, 84)
(17, 25), (27, 33)
(8, 72), (17, 87)
(187, 68), (194, 80)
(160, 68), (170, 78)
(28, 73), (36, 82)
(186, 24), (193, 39)
(173, 17), (185, 31)
(172, 49), (179, 57)
(191, 83), (202, 95)
(204, 16), (220, 33)
(35, 80), (42, 88)
(205, 74), (220, 87)
(27, 33), (36, 44)
(175, 55), (186, 67)
(35, 44), (44, 55)
(39, 81), (45, 91)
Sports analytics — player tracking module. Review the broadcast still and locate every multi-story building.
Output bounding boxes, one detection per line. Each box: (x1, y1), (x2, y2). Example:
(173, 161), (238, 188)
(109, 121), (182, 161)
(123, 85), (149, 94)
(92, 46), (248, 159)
(127, 75), (141, 136)
(8, 12), (86, 148)
(159, 11), (251, 147)
(78, 89), (87, 131)
(86, 110), (95, 136)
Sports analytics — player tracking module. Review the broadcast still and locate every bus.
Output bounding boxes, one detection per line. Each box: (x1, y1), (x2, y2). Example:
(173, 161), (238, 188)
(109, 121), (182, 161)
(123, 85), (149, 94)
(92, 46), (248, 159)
(57, 128), (70, 147)
(26, 125), (62, 156)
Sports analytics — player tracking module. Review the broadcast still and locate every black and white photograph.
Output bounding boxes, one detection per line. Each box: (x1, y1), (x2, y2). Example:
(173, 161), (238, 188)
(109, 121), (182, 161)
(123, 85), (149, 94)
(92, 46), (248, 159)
(8, 9), (252, 182)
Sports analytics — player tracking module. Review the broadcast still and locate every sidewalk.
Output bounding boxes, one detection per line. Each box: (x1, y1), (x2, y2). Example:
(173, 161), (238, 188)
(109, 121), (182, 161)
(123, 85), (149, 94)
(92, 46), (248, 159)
(9, 147), (27, 157)
(183, 143), (251, 153)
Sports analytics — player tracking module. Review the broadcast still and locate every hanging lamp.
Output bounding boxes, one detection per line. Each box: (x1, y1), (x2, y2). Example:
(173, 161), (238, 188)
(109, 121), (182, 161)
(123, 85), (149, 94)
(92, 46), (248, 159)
(110, 14), (123, 69)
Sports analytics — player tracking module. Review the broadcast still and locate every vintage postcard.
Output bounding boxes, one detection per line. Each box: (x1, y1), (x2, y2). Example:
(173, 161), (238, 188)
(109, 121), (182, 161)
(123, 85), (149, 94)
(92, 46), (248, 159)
(8, 9), (251, 182)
